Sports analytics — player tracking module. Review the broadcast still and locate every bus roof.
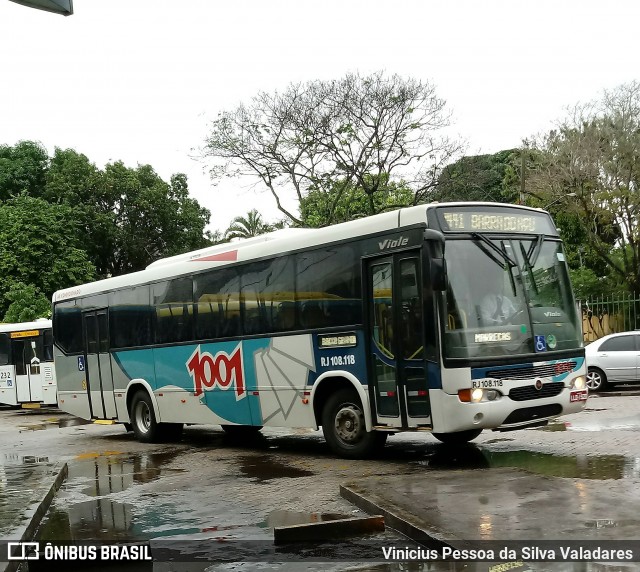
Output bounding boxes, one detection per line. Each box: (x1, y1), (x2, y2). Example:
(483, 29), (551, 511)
(52, 202), (550, 304)
(0, 319), (52, 333)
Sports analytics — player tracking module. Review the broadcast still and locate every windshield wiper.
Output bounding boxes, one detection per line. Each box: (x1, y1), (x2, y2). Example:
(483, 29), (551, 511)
(520, 241), (540, 295)
(471, 233), (518, 296)
(471, 233), (517, 268)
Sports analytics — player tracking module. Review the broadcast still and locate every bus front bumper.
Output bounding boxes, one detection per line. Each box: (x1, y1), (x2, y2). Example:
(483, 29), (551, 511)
(430, 386), (588, 434)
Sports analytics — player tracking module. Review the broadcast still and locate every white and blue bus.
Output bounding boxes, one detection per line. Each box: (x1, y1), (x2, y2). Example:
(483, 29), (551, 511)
(0, 319), (57, 407)
(52, 203), (587, 458)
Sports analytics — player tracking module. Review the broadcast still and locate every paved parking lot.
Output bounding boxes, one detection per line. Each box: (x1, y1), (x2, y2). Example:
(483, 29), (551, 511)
(0, 390), (639, 570)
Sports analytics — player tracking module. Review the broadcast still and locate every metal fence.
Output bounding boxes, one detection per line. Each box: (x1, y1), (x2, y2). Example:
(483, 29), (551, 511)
(580, 293), (640, 343)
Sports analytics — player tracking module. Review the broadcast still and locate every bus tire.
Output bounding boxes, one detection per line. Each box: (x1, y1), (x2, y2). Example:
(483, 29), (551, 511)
(321, 388), (385, 459)
(130, 391), (162, 443)
(432, 429), (482, 444)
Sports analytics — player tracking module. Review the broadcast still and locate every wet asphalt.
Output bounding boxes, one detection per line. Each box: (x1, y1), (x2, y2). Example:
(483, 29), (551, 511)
(1, 389), (640, 571)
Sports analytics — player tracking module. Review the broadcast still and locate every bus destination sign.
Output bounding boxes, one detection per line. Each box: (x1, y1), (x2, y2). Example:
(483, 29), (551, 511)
(437, 207), (556, 235)
(10, 330), (39, 339)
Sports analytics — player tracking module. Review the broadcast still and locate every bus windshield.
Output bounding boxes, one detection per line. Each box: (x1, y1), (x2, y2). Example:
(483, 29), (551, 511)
(443, 236), (582, 359)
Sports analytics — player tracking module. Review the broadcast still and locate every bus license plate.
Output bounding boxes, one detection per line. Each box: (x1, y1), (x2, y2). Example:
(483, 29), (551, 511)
(570, 390), (588, 403)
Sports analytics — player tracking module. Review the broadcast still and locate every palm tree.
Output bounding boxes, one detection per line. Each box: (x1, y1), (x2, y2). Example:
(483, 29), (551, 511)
(224, 209), (273, 240)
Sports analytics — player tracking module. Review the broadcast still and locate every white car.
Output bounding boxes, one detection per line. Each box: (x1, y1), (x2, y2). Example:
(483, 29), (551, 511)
(585, 331), (640, 391)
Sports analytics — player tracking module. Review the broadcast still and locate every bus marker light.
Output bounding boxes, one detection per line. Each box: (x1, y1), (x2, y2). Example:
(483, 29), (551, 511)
(252, 391), (259, 396)
(181, 399), (186, 403)
(302, 398), (309, 404)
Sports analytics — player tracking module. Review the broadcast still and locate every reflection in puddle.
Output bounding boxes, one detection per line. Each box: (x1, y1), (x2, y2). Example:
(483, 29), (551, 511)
(413, 446), (640, 480)
(80, 451), (183, 496)
(38, 499), (139, 543)
(238, 455), (314, 482)
(18, 417), (91, 432)
(481, 449), (630, 479)
(538, 422), (568, 432)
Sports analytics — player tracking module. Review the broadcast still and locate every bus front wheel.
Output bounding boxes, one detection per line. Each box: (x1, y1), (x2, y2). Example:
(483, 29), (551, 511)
(321, 388), (386, 459)
(432, 429), (482, 444)
(129, 391), (183, 443)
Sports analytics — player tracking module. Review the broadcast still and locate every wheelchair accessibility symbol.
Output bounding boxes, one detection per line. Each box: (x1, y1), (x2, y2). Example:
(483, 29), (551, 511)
(77, 356), (85, 371)
(534, 335), (547, 352)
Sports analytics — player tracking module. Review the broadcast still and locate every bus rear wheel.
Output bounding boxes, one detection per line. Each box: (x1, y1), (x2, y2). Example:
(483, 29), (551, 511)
(321, 388), (386, 459)
(432, 429), (482, 444)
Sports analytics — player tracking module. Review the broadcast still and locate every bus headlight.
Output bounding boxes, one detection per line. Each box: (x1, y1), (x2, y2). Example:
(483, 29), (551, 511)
(458, 388), (501, 403)
(571, 376), (586, 390)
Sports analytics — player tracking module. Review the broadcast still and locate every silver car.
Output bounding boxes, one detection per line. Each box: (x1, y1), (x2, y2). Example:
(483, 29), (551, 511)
(585, 331), (640, 391)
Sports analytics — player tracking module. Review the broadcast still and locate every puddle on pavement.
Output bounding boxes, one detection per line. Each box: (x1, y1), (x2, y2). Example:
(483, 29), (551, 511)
(238, 455), (314, 482)
(415, 445), (640, 479)
(481, 449), (633, 479)
(18, 417), (91, 432)
(259, 509), (348, 528)
(538, 421), (568, 432)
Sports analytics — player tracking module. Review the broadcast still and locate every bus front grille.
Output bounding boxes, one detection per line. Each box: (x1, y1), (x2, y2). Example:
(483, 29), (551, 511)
(509, 382), (564, 401)
(486, 361), (577, 381)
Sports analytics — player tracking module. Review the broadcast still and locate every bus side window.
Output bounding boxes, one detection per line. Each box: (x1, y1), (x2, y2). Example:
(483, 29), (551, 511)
(153, 277), (194, 344)
(109, 286), (153, 349)
(0, 333), (9, 365)
(194, 268), (240, 340)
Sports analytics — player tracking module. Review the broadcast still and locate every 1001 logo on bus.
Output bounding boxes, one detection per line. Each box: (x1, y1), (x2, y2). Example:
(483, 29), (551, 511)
(186, 345), (245, 399)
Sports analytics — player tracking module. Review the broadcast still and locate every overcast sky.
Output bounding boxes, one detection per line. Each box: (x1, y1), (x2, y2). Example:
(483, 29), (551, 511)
(1, 0), (638, 231)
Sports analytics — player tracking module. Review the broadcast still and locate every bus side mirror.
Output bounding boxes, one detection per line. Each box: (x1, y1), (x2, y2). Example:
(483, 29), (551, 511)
(431, 258), (447, 292)
(424, 229), (447, 292)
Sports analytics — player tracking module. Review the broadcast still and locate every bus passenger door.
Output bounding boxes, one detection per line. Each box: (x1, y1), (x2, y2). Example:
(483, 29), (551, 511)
(12, 336), (44, 404)
(366, 253), (431, 429)
(83, 310), (117, 419)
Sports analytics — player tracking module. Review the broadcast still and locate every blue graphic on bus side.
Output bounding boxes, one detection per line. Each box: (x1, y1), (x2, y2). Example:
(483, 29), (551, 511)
(77, 356), (85, 371)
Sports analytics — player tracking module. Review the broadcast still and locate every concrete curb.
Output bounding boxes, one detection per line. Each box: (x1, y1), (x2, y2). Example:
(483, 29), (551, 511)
(1, 462), (68, 572)
(274, 515), (385, 544)
(340, 483), (475, 551)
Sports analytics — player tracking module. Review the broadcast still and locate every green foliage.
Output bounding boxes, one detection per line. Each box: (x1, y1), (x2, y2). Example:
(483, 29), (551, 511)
(299, 175), (414, 227)
(435, 150), (519, 203)
(0, 141), (49, 201)
(527, 81), (640, 296)
(3, 282), (51, 323)
(0, 195), (96, 317)
(225, 209), (274, 239)
(0, 141), (213, 318)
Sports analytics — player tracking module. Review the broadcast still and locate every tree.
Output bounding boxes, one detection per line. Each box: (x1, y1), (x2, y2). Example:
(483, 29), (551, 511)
(224, 209), (273, 239)
(3, 282), (51, 323)
(299, 175), (413, 227)
(204, 71), (462, 226)
(0, 195), (96, 317)
(526, 82), (640, 295)
(43, 150), (213, 277)
(434, 150), (520, 203)
(0, 141), (49, 201)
